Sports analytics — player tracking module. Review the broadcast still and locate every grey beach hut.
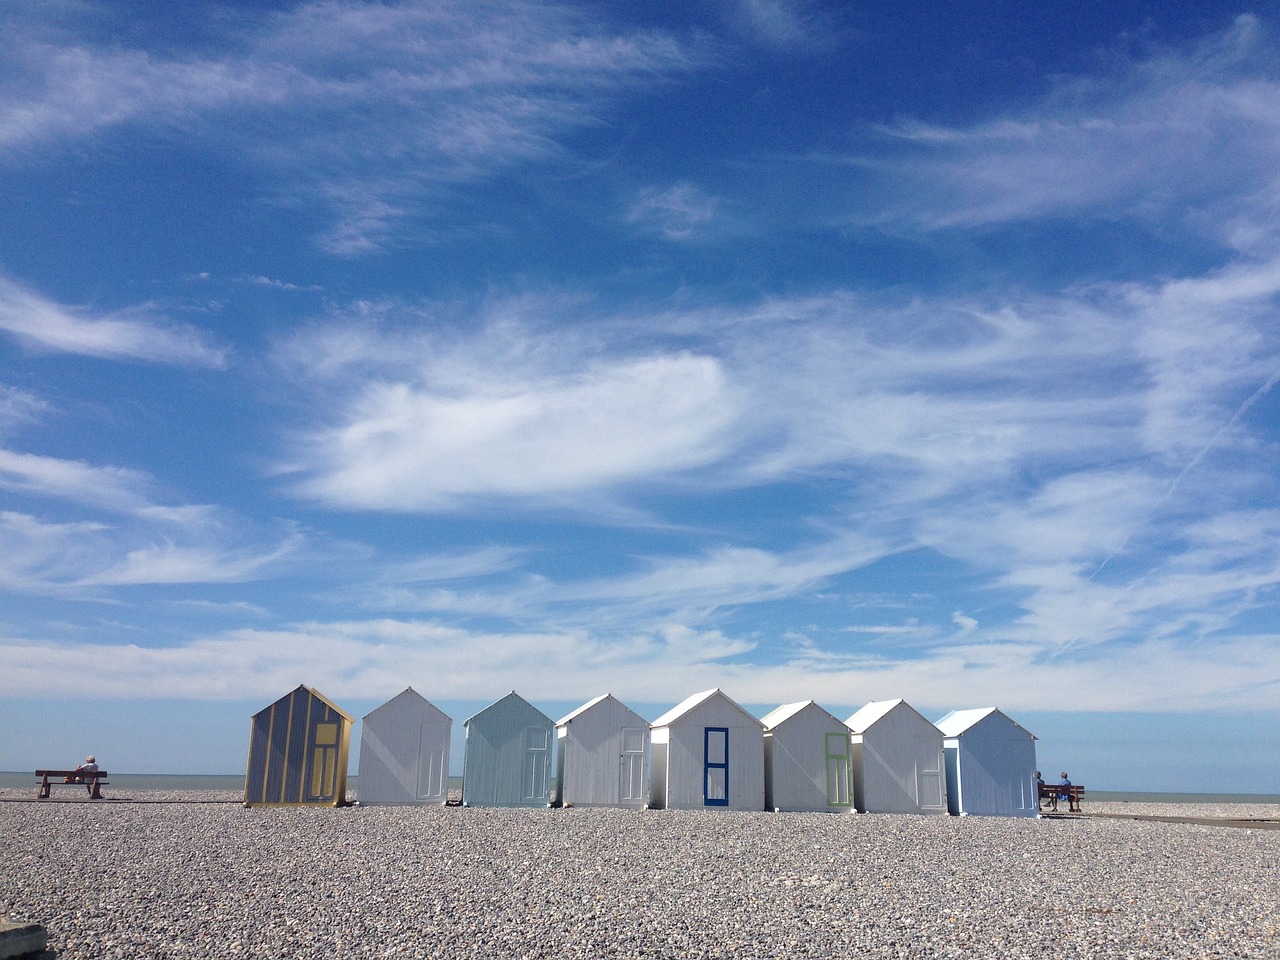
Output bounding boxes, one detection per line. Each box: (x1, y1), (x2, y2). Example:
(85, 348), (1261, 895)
(554, 694), (650, 808)
(845, 698), (947, 815)
(357, 688), (452, 805)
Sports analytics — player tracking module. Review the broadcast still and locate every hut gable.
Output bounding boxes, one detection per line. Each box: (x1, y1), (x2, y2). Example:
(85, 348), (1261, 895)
(845, 698), (947, 815)
(762, 700), (853, 813)
(245, 685), (354, 807)
(555, 694), (650, 808)
(936, 707), (1038, 818)
(649, 688), (765, 812)
(358, 688), (452, 805)
(462, 692), (554, 808)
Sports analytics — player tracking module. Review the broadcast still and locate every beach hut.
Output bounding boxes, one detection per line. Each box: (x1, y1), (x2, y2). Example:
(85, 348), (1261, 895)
(648, 688), (765, 811)
(244, 685), (353, 807)
(762, 700), (854, 813)
(555, 694), (650, 808)
(462, 692), (554, 808)
(936, 707), (1038, 818)
(357, 688), (452, 805)
(845, 699), (947, 815)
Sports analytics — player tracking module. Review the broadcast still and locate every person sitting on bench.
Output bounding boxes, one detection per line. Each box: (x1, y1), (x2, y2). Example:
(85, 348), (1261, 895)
(1056, 771), (1072, 806)
(65, 755), (98, 790)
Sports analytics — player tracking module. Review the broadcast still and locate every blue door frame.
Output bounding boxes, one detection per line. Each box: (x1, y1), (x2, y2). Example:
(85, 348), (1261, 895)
(704, 727), (729, 806)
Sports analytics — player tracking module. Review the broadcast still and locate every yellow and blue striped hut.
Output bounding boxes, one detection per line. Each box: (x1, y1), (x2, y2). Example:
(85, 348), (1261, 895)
(245, 685), (354, 807)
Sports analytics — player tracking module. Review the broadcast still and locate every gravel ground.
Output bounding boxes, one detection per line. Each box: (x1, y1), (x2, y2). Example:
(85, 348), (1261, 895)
(2, 793), (1277, 959)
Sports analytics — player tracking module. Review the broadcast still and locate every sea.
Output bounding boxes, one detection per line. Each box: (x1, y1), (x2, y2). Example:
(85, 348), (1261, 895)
(1, 772), (464, 793)
(2, 772), (1276, 803)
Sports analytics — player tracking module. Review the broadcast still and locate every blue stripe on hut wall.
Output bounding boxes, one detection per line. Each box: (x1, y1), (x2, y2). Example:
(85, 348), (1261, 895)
(244, 685), (354, 807)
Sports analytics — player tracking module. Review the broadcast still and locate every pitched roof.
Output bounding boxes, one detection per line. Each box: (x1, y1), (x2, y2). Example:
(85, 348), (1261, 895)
(936, 707), (1036, 740)
(362, 686), (451, 724)
(651, 688), (763, 729)
(556, 693), (613, 726)
(845, 698), (905, 733)
(760, 700), (814, 729)
(463, 690), (550, 727)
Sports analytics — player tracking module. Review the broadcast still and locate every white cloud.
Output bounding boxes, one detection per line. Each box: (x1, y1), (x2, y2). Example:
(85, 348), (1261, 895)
(858, 15), (1280, 248)
(292, 351), (741, 509)
(1, 1), (704, 253)
(0, 385), (47, 435)
(3, 617), (1276, 713)
(0, 275), (227, 366)
(627, 182), (724, 240)
(0, 448), (163, 513)
(0, 510), (300, 594)
(723, 0), (837, 52)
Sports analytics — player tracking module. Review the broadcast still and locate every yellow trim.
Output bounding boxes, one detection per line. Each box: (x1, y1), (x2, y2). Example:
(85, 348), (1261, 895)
(300, 691), (314, 803)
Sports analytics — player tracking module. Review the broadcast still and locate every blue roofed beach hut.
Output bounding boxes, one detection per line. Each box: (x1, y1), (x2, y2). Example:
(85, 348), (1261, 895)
(462, 692), (554, 808)
(358, 688), (452, 805)
(245, 685), (354, 807)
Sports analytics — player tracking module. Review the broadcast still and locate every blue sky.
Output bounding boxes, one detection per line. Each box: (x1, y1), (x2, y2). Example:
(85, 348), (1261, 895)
(2, 1), (1278, 792)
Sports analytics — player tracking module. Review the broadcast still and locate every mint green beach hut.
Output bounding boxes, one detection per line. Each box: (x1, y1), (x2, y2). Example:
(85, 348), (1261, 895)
(462, 692), (554, 808)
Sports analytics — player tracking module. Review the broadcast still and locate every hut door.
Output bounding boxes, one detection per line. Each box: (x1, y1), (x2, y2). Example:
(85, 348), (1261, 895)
(703, 727), (729, 806)
(523, 726), (549, 801)
(417, 723), (446, 801)
(916, 737), (944, 810)
(307, 721), (339, 801)
(619, 727), (646, 804)
(824, 732), (852, 806)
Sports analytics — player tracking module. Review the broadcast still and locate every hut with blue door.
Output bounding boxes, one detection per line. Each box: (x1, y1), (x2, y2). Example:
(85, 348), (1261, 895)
(648, 688), (765, 811)
(462, 692), (554, 808)
(762, 700), (854, 813)
(845, 698), (947, 815)
(244, 685), (353, 807)
(357, 688), (452, 805)
(936, 707), (1038, 817)
(555, 694), (650, 808)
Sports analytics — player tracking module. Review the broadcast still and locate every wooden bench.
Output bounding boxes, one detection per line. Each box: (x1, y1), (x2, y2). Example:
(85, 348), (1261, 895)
(1039, 783), (1084, 813)
(35, 770), (109, 800)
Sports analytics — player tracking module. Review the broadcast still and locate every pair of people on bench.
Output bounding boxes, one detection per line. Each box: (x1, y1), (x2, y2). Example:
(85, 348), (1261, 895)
(1036, 770), (1072, 809)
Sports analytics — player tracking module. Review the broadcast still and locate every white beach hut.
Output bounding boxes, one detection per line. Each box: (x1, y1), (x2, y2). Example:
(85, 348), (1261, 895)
(462, 692), (554, 808)
(555, 694), (650, 808)
(762, 700), (854, 813)
(648, 688), (765, 811)
(936, 707), (1038, 818)
(357, 688), (452, 805)
(845, 698), (947, 815)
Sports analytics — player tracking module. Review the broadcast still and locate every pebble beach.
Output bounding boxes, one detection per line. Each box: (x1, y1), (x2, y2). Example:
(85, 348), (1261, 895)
(2, 792), (1277, 959)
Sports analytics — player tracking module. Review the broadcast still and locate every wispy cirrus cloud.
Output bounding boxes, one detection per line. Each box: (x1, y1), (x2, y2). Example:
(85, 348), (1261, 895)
(627, 182), (726, 240)
(722, 0), (840, 53)
(0, 275), (227, 366)
(1, 0), (705, 254)
(855, 15), (1280, 245)
(0, 508), (300, 595)
(264, 243), (1280, 691)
